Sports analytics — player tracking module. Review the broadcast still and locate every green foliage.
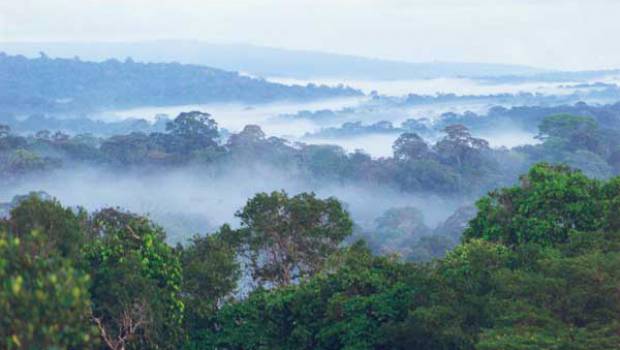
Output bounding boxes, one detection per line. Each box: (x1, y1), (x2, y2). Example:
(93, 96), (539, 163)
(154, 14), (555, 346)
(4, 163), (620, 349)
(83, 214), (184, 349)
(465, 163), (604, 247)
(181, 231), (240, 342)
(0, 230), (96, 349)
(406, 235), (456, 262)
(205, 244), (423, 350)
(5, 192), (86, 258)
(537, 114), (599, 152)
(3, 149), (59, 174)
(232, 191), (353, 287)
(202, 164), (620, 349)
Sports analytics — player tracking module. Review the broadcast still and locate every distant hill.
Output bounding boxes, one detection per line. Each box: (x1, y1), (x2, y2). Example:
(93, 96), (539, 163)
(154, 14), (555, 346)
(0, 41), (550, 80)
(0, 53), (361, 115)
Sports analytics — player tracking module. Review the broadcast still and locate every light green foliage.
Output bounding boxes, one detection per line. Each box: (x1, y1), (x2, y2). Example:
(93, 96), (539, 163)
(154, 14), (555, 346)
(0, 230), (96, 349)
(83, 213), (184, 349)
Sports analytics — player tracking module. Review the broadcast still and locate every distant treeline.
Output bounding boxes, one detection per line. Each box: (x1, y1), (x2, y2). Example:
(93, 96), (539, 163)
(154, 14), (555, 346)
(0, 52), (362, 114)
(3, 107), (620, 196)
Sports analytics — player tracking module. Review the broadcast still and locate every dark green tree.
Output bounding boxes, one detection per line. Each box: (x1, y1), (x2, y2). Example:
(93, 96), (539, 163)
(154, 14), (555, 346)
(165, 111), (219, 153)
(4, 193), (86, 258)
(465, 163), (603, 247)
(181, 231), (240, 341)
(537, 114), (599, 152)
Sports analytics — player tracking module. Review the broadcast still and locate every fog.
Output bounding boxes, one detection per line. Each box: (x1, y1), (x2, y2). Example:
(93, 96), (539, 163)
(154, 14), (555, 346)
(102, 97), (365, 136)
(478, 129), (539, 149)
(267, 77), (600, 96)
(101, 94), (536, 157)
(303, 134), (400, 158)
(0, 165), (466, 244)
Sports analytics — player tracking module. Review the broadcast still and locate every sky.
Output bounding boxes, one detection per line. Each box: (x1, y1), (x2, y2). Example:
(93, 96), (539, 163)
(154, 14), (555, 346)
(0, 0), (618, 70)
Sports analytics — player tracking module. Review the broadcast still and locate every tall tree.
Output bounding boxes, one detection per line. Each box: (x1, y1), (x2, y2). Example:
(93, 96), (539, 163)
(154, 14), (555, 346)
(83, 212), (184, 350)
(165, 111), (219, 153)
(232, 191), (353, 287)
(392, 132), (429, 161)
(464, 163), (602, 247)
(5, 193), (86, 258)
(181, 231), (240, 339)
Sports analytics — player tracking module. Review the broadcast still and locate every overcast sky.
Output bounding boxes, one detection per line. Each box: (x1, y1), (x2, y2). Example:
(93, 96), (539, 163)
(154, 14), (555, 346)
(0, 0), (617, 70)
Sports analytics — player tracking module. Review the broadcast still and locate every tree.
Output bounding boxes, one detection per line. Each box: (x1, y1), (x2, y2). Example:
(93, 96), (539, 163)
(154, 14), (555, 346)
(232, 191), (353, 287)
(181, 231), (240, 340)
(374, 207), (429, 239)
(300, 144), (349, 181)
(83, 213), (184, 350)
(435, 124), (490, 170)
(100, 132), (152, 166)
(407, 235), (456, 262)
(226, 124), (266, 149)
(0, 230), (95, 349)
(199, 165), (620, 349)
(165, 111), (219, 153)
(392, 132), (429, 161)
(477, 251), (620, 350)
(464, 163), (602, 247)
(207, 243), (427, 350)
(5, 193), (85, 258)
(368, 207), (431, 256)
(537, 114), (599, 152)
(393, 158), (459, 193)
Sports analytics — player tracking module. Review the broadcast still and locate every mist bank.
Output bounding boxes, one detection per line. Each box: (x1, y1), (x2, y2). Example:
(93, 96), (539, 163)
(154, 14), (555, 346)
(0, 164), (469, 246)
(2, 108), (620, 258)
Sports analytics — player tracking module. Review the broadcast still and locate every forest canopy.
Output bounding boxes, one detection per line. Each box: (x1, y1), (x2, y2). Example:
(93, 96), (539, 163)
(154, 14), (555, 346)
(2, 163), (620, 349)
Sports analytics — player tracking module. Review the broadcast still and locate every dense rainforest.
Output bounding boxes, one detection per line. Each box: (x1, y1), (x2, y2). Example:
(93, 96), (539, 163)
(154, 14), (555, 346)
(1, 101), (620, 349)
(3, 55), (620, 350)
(2, 163), (620, 349)
(3, 1), (619, 349)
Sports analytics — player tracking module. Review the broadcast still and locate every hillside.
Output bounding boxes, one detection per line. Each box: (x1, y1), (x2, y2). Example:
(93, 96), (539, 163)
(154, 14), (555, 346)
(0, 52), (361, 115)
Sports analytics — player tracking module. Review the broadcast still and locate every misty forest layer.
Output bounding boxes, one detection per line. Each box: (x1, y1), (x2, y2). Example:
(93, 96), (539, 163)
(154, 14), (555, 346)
(2, 46), (620, 350)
